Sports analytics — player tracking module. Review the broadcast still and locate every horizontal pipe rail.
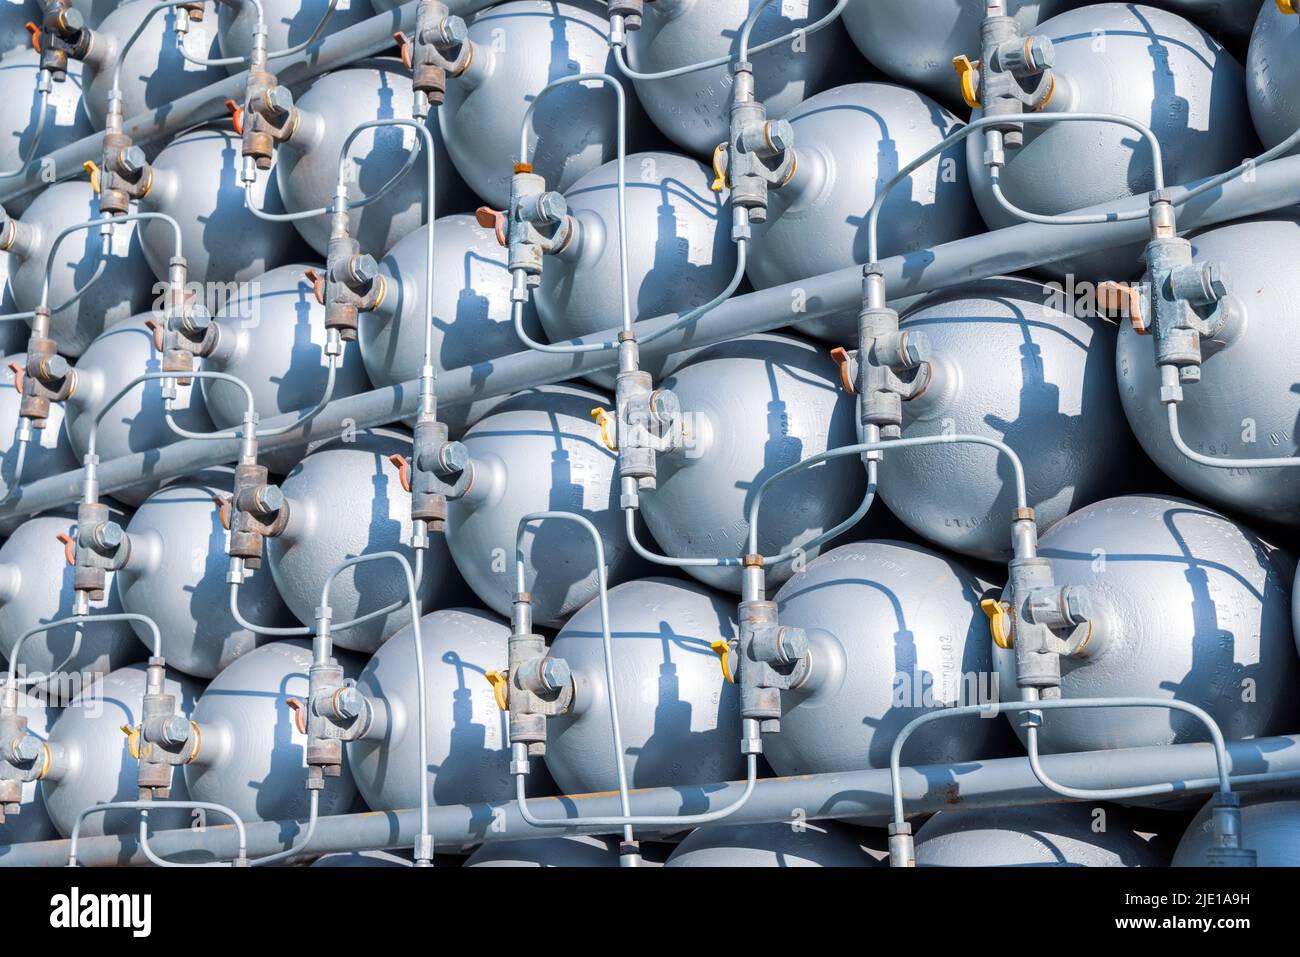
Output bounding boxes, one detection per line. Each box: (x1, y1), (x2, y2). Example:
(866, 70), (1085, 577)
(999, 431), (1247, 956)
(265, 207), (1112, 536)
(0, 0), (497, 205)
(3, 153), (1300, 527)
(5, 732), (1299, 867)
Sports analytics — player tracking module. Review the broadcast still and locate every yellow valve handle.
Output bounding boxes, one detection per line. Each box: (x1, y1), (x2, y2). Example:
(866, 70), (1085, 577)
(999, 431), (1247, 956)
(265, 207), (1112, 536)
(952, 55), (981, 110)
(120, 723), (142, 760)
(710, 143), (728, 193)
(980, 599), (1013, 650)
(710, 639), (735, 684)
(484, 670), (509, 712)
(83, 160), (101, 195)
(590, 407), (618, 452)
(1278, 0), (1297, 14)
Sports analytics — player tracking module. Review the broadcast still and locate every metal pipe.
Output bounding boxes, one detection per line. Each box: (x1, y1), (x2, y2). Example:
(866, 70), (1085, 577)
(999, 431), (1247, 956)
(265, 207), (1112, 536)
(4, 154), (1300, 526)
(13, 732), (1300, 867)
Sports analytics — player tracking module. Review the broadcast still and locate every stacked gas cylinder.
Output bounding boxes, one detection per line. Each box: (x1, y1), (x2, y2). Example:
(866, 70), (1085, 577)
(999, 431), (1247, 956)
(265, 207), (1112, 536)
(0, 0), (1298, 870)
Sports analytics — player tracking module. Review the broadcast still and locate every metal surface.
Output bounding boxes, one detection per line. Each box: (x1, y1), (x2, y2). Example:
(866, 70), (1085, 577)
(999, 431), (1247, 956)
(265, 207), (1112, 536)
(0, 689), (56, 846)
(117, 474), (293, 678)
(664, 820), (876, 867)
(992, 494), (1299, 754)
(747, 81), (981, 343)
(1174, 791), (1300, 866)
(543, 576), (744, 796)
(883, 276), (1134, 560)
(463, 833), (617, 866)
(0, 356), (76, 499)
(217, 0), (378, 65)
(1247, 2), (1300, 151)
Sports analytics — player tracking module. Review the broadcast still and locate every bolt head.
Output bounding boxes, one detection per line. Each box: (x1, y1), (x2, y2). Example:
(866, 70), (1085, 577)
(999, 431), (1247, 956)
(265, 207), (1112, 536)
(902, 330), (931, 366)
(649, 389), (680, 426)
(265, 85), (294, 116)
(335, 686), (363, 719)
(1204, 262), (1228, 302)
(439, 440), (470, 473)
(766, 119), (795, 154)
(537, 191), (567, 224)
(119, 146), (148, 176)
(349, 253), (379, 285)
(40, 354), (69, 380)
(94, 520), (125, 550)
(184, 303), (212, 331)
(255, 484), (285, 513)
(162, 715), (191, 746)
(779, 626), (809, 662)
(439, 15), (468, 45)
(1027, 35), (1055, 70)
(540, 657), (571, 692)
(11, 735), (42, 764)
(1062, 585), (1091, 624)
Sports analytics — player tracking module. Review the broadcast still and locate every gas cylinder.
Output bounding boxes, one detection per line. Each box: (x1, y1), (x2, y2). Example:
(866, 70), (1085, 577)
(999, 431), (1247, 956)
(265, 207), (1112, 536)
(311, 849), (413, 866)
(464, 835), (618, 867)
(623, 0), (847, 157)
(438, 0), (641, 209)
(992, 495), (1300, 753)
(842, 0), (1074, 102)
(138, 127), (306, 286)
(881, 277), (1134, 560)
(1246, 1), (1300, 152)
(746, 82), (980, 343)
(348, 607), (531, 812)
(63, 313), (215, 506)
(2, 179), (157, 357)
(1117, 217), (1300, 524)
(41, 662), (201, 838)
(534, 150), (738, 389)
(0, 48), (94, 216)
(0, 688), (57, 846)
(664, 821), (875, 867)
(915, 804), (1171, 866)
(445, 384), (640, 627)
(80, 0), (226, 127)
(358, 213), (543, 436)
(0, 354), (77, 500)
(116, 473), (294, 679)
(640, 333), (867, 594)
(1173, 791), (1300, 866)
(0, 512), (143, 688)
(275, 58), (467, 258)
(200, 262), (373, 473)
(183, 640), (361, 824)
(1151, 0), (1263, 49)
(216, 0), (377, 66)
(965, 3), (1254, 282)
(266, 428), (464, 653)
(0, 0), (34, 56)
(543, 576), (745, 795)
(764, 540), (1017, 774)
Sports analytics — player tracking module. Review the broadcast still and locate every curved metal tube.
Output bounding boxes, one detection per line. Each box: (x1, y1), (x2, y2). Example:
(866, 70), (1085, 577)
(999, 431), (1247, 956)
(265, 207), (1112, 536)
(6, 612), (163, 689)
(69, 799), (248, 866)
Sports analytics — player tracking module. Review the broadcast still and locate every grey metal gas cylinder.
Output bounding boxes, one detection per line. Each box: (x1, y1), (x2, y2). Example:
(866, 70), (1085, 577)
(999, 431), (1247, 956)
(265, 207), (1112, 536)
(1173, 791), (1300, 866)
(624, 0), (847, 157)
(266, 428), (464, 653)
(117, 473), (294, 678)
(534, 150), (738, 389)
(464, 835), (619, 867)
(764, 540), (1017, 774)
(81, 0), (226, 127)
(915, 804), (1171, 866)
(138, 127), (306, 286)
(183, 639), (361, 824)
(881, 277), (1134, 561)
(1246, 1), (1300, 152)
(965, 3), (1255, 282)
(311, 849), (413, 866)
(1117, 217), (1300, 524)
(348, 607), (532, 813)
(0, 354), (77, 500)
(664, 821), (876, 867)
(0, 0), (34, 56)
(0, 48), (94, 216)
(216, 0), (377, 66)
(746, 82), (981, 342)
(992, 494), (1300, 753)
(63, 313), (215, 506)
(445, 384), (640, 627)
(0, 688), (56, 845)
(438, 0), (640, 209)
(41, 662), (201, 838)
(2, 179), (157, 357)
(543, 576), (745, 795)
(359, 213), (543, 436)
(200, 261), (373, 473)
(275, 58), (467, 258)
(842, 0), (1075, 102)
(641, 333), (867, 594)
(0, 512), (143, 688)
(1151, 0), (1263, 49)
